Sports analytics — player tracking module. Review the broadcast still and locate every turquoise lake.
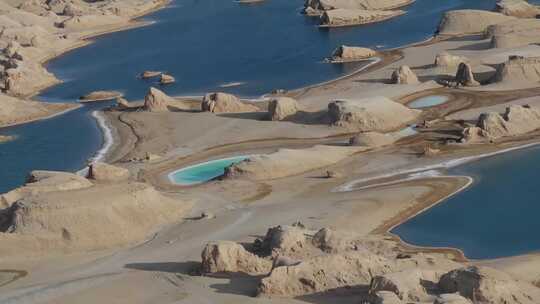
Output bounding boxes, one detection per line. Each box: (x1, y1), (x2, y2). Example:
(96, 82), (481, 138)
(408, 95), (449, 109)
(169, 156), (249, 185)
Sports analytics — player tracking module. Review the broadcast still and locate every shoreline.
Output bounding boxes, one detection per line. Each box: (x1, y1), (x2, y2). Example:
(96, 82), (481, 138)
(0, 103), (82, 129)
(90, 111), (115, 163)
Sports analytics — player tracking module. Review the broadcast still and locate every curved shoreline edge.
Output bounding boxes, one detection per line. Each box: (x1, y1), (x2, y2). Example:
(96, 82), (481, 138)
(91, 111), (115, 164)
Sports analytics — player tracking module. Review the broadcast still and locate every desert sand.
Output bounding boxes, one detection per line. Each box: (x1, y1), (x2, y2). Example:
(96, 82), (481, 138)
(3, 1), (540, 304)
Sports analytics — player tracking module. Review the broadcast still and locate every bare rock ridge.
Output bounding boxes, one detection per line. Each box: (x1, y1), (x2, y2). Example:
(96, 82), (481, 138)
(327, 96), (420, 132)
(201, 92), (258, 113)
(0, 167), (191, 258)
(391, 65), (420, 84)
(487, 18), (540, 49)
(200, 224), (540, 302)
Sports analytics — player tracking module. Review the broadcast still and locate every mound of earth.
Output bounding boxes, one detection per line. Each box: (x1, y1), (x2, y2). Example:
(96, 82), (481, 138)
(437, 10), (513, 36)
(267, 97), (300, 121)
(330, 45), (376, 62)
(201, 92), (258, 113)
(327, 96), (420, 132)
(495, 0), (540, 18)
(320, 8), (404, 27)
(0, 176), (191, 258)
(223, 145), (365, 180)
(493, 56), (540, 83)
(487, 19), (540, 48)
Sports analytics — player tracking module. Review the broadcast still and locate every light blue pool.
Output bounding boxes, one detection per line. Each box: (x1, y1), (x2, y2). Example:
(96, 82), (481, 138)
(408, 95), (448, 109)
(168, 156), (250, 185)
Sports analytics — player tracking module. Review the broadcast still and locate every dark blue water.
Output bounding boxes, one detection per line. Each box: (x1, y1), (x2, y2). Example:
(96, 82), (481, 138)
(0, 103), (107, 193)
(0, 0), (522, 198)
(38, 0), (498, 101)
(393, 145), (540, 259)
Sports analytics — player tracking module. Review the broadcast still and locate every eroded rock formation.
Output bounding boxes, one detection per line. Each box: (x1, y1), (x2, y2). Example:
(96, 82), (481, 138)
(201, 92), (258, 113)
(330, 45), (376, 62)
(198, 225), (539, 302)
(267, 97), (300, 121)
(144, 87), (170, 112)
(455, 63), (480, 87)
(320, 8), (404, 27)
(391, 65), (419, 84)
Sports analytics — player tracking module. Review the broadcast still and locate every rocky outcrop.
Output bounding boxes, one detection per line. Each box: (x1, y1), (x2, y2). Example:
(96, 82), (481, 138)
(462, 104), (540, 143)
(438, 266), (535, 304)
(320, 9), (404, 27)
(349, 132), (396, 148)
(140, 70), (161, 78)
(369, 269), (431, 301)
(116, 97), (130, 109)
(327, 96), (420, 132)
(198, 225), (539, 301)
(160, 73), (175, 84)
(267, 97), (299, 121)
(79, 90), (122, 102)
(495, 0), (540, 18)
(435, 52), (469, 68)
(201, 92), (258, 113)
(260, 225), (308, 257)
(487, 19), (540, 48)
(493, 56), (540, 84)
(200, 241), (272, 275)
(304, 0), (413, 15)
(330, 45), (376, 62)
(258, 251), (390, 297)
(437, 10), (513, 36)
(87, 162), (130, 182)
(391, 65), (419, 84)
(144, 87), (170, 112)
(455, 63), (480, 87)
